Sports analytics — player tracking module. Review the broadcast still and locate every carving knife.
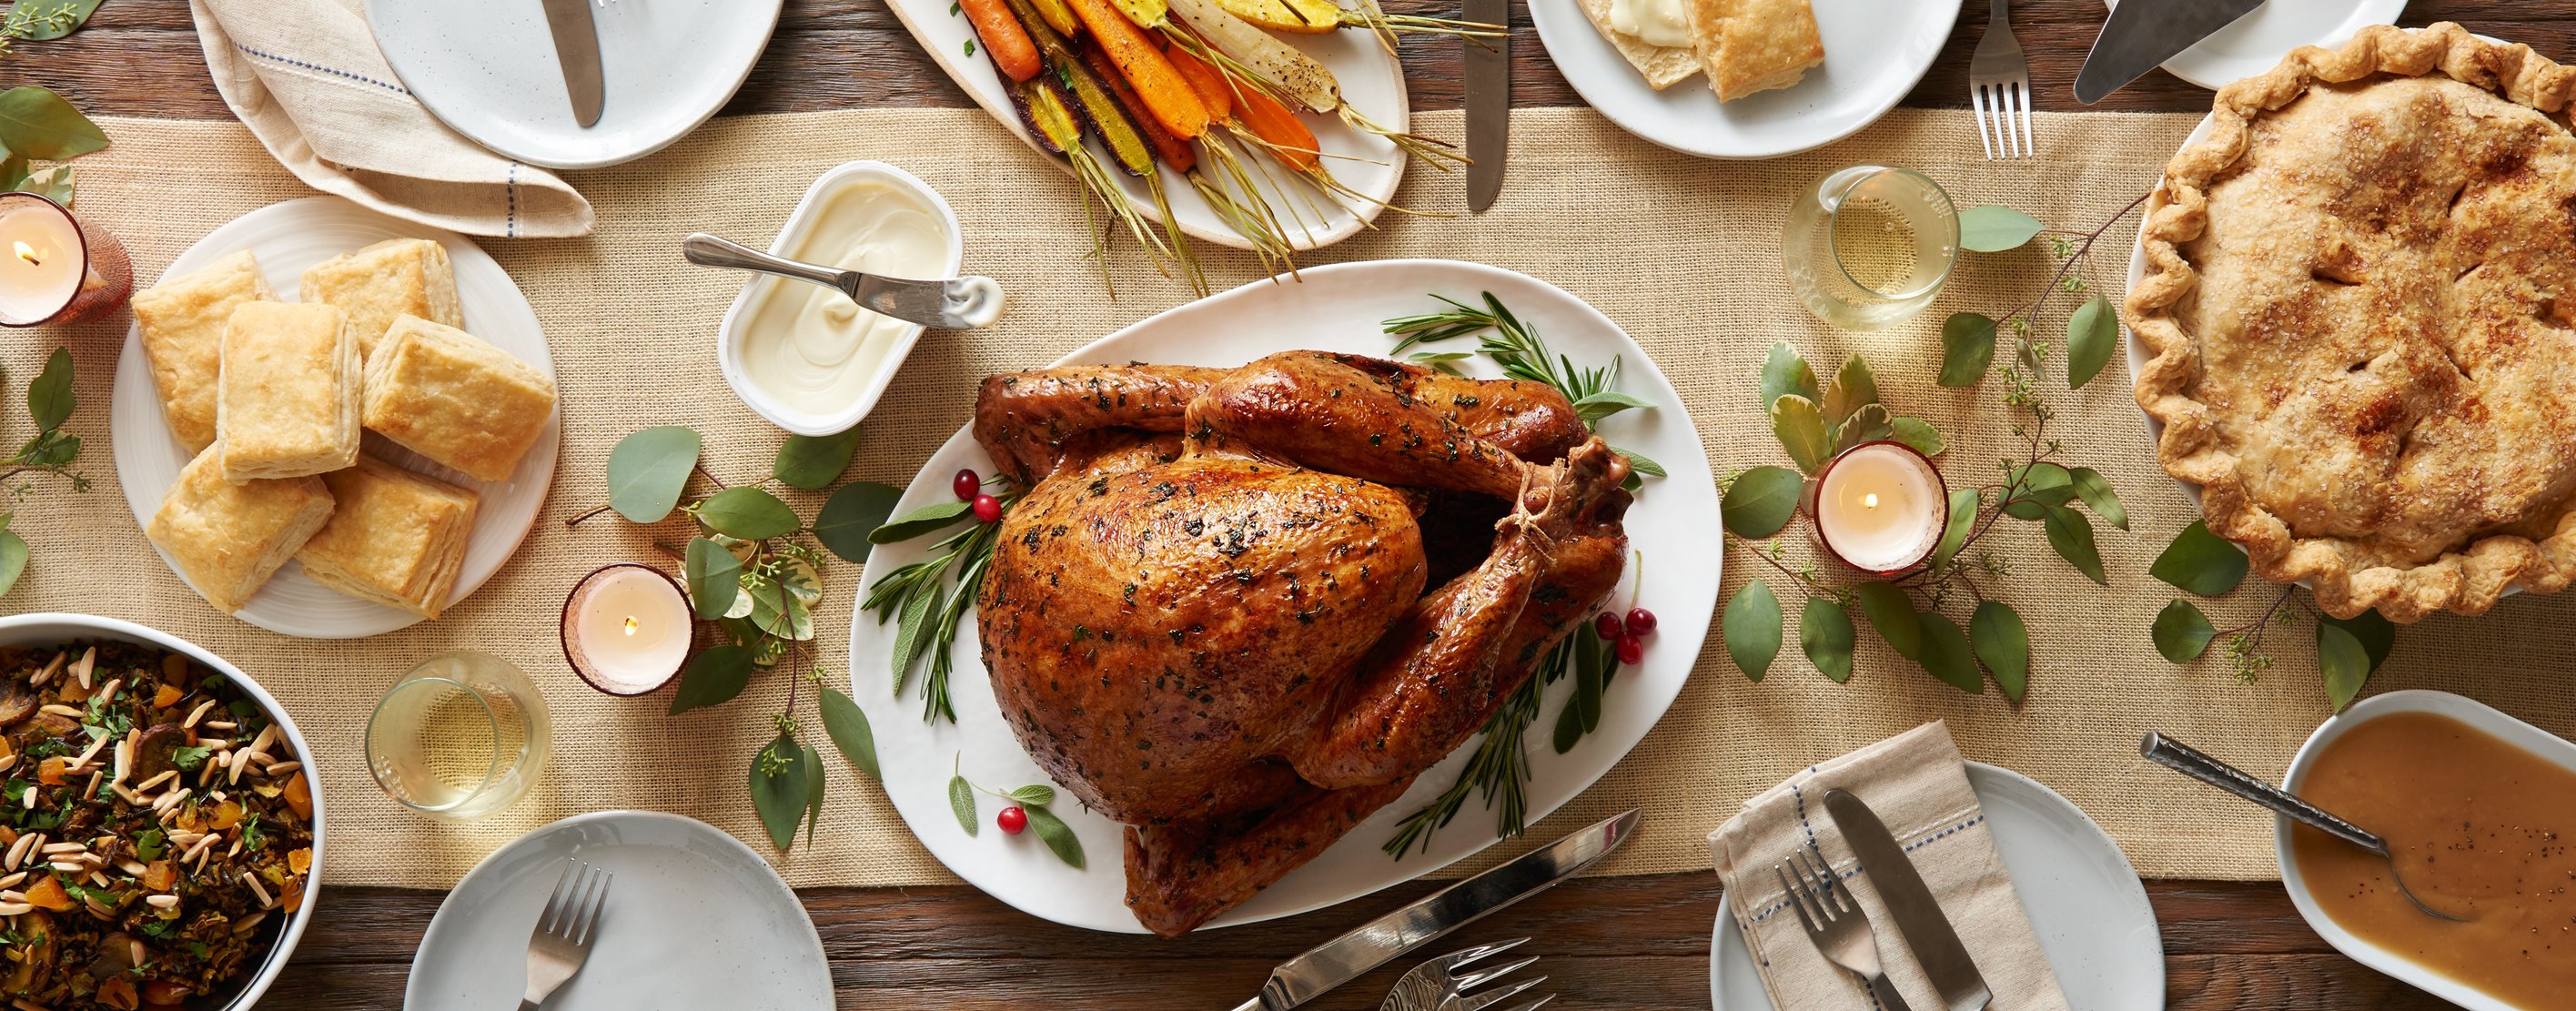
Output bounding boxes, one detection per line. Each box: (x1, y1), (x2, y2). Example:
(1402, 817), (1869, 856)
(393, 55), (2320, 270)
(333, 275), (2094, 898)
(2072, 0), (2263, 105)
(540, 0), (607, 126)
(1227, 808), (1640, 1011)
(1462, 0), (1509, 211)
(1823, 790), (1993, 1011)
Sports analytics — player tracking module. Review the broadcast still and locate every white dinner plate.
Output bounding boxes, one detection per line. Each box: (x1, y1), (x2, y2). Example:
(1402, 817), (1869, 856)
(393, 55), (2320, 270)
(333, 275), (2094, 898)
(1710, 763), (2166, 1010)
(404, 811), (833, 1011)
(848, 258), (1721, 933)
(879, 0), (1406, 251)
(1530, 0), (1961, 159)
(2100, 0), (2405, 92)
(111, 197), (561, 639)
(363, 0), (783, 170)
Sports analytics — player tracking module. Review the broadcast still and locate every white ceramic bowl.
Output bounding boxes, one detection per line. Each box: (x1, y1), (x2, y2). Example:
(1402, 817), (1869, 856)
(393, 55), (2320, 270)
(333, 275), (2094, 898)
(714, 161), (965, 436)
(0, 614), (325, 1009)
(2277, 690), (2572, 1011)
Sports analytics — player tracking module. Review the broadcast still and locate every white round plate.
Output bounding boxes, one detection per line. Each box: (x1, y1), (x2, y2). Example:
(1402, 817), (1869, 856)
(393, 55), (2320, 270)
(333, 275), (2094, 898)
(404, 811), (833, 1011)
(1530, 0), (1961, 159)
(2102, 0), (2404, 92)
(112, 197), (561, 639)
(1710, 763), (2165, 1009)
(849, 258), (1721, 934)
(880, 0), (1406, 250)
(364, 0), (783, 170)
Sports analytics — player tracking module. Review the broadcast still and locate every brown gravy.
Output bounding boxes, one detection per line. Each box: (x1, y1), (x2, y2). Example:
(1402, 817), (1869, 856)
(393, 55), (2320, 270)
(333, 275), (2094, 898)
(2291, 711), (2576, 1009)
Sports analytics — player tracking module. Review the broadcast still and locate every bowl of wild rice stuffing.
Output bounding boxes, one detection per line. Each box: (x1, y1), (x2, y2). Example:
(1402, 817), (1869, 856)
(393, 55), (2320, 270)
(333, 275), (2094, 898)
(0, 615), (320, 1011)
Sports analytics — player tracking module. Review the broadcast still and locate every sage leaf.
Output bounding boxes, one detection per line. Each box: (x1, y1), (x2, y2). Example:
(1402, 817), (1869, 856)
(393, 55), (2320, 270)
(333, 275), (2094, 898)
(1938, 313), (1997, 388)
(814, 480), (903, 561)
(2318, 610), (2396, 672)
(13, 1), (103, 41)
(2066, 295), (2118, 389)
(1970, 601), (2030, 703)
(1552, 693), (1585, 754)
(696, 487), (800, 540)
(1889, 416), (1945, 457)
(802, 741), (826, 847)
(2149, 520), (2248, 596)
(2150, 600), (2217, 662)
(606, 426), (701, 523)
(1773, 395), (1831, 475)
(868, 499), (975, 544)
(1799, 598), (1855, 683)
(2066, 466), (2128, 530)
(1917, 612), (1984, 694)
(1722, 580), (1783, 681)
(1831, 403), (1893, 454)
(0, 87), (106, 161)
(1573, 389), (1653, 425)
(683, 537), (742, 620)
(1930, 487), (1980, 566)
(773, 429), (861, 489)
(1854, 581), (1921, 660)
(889, 584), (941, 689)
(1612, 447), (1666, 479)
(1007, 784), (1056, 806)
(2041, 503), (2107, 584)
(1573, 624), (1607, 731)
(2318, 623), (2372, 713)
(818, 686), (880, 779)
(0, 531), (26, 598)
(1759, 341), (1819, 414)
(1819, 355), (1879, 428)
(667, 645), (754, 714)
(1721, 465), (1803, 539)
(25, 347), (70, 430)
(1023, 804), (1086, 868)
(1958, 206), (2046, 252)
(749, 734), (811, 850)
(948, 773), (978, 836)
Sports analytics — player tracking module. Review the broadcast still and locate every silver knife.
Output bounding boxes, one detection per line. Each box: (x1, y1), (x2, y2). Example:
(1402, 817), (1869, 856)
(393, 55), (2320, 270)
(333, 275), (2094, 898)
(540, 0), (606, 126)
(2072, 0), (2263, 104)
(1823, 790), (1992, 1011)
(1461, 0), (1509, 211)
(1228, 808), (1640, 1011)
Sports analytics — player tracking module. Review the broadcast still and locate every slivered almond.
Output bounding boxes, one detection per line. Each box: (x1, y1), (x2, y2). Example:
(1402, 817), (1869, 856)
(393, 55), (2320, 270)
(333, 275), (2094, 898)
(143, 895), (177, 910)
(32, 651), (63, 686)
(91, 680), (118, 706)
(68, 647), (94, 689)
(70, 735), (106, 769)
(182, 833), (218, 862)
(202, 720), (237, 732)
(37, 842), (84, 854)
(182, 699), (216, 729)
(135, 770), (177, 793)
(35, 704), (76, 719)
(231, 911), (265, 935)
(240, 872), (273, 907)
(116, 860), (146, 876)
(261, 761), (301, 777)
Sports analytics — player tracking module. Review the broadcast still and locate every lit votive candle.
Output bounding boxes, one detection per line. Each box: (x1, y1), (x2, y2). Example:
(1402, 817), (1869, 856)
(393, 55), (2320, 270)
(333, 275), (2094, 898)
(561, 563), (693, 695)
(0, 193), (126, 327)
(1812, 440), (1948, 574)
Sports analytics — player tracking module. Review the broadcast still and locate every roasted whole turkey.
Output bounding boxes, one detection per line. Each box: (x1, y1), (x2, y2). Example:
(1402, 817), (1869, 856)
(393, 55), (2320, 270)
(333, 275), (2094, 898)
(972, 351), (1631, 936)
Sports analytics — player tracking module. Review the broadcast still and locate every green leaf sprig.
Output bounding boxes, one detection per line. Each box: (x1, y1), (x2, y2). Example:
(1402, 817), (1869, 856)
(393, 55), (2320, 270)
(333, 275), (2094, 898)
(0, 82), (106, 206)
(1934, 193), (2150, 399)
(0, 347), (88, 597)
(1381, 290), (1666, 488)
(861, 483), (1017, 724)
(947, 755), (1085, 868)
(2143, 520), (2398, 712)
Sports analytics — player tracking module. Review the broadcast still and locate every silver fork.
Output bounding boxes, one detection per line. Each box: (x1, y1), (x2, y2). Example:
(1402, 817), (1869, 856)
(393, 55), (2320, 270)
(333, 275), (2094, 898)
(682, 232), (1006, 330)
(1776, 850), (1913, 1011)
(1967, 0), (2034, 158)
(1380, 937), (1553, 1011)
(520, 859), (613, 1010)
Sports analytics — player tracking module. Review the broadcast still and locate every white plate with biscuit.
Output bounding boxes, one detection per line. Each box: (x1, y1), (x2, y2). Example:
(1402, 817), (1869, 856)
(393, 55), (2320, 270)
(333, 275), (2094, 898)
(1533, 0), (1960, 158)
(113, 197), (560, 639)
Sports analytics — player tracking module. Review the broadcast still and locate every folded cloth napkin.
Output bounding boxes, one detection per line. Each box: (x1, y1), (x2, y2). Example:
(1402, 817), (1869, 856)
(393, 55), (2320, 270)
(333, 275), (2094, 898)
(1710, 722), (2071, 1011)
(189, 0), (594, 238)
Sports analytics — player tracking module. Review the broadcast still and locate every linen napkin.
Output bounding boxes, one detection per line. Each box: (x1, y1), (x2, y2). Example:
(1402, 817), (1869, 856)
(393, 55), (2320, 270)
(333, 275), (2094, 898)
(1709, 722), (2071, 1010)
(188, 0), (595, 238)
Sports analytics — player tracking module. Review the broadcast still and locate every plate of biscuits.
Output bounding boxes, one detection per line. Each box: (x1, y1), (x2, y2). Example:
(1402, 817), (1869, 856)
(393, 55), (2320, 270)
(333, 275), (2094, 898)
(112, 197), (560, 638)
(1532, 0), (1960, 158)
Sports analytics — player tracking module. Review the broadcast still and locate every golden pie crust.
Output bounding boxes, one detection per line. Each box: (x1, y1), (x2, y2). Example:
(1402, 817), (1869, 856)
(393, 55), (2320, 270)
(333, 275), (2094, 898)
(2127, 23), (2576, 622)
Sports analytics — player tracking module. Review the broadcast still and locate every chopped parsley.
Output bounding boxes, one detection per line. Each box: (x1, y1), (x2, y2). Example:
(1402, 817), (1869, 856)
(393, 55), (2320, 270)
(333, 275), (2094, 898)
(170, 745), (213, 772)
(135, 828), (166, 861)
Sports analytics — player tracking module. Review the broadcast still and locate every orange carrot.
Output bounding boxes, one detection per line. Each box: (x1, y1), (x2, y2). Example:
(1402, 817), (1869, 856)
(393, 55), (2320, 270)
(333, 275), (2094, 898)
(1163, 41), (1232, 121)
(962, 0), (1043, 82)
(1233, 80), (1319, 171)
(1081, 40), (1196, 172)
(1066, 0), (1209, 139)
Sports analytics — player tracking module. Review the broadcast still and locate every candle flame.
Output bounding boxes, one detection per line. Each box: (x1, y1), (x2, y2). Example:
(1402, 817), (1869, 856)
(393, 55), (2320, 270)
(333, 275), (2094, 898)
(1863, 492), (1880, 509)
(622, 615), (638, 636)
(13, 242), (37, 268)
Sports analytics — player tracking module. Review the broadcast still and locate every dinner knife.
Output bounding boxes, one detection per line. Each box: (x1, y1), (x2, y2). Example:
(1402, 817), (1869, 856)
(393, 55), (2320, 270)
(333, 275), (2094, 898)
(540, 0), (607, 126)
(1227, 808), (1640, 1011)
(2072, 0), (2263, 104)
(1461, 0), (1509, 211)
(1823, 790), (1992, 1011)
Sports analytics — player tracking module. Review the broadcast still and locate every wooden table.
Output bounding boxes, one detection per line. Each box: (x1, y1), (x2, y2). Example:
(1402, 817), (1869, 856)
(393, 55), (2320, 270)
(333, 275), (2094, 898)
(37, 1), (2543, 1007)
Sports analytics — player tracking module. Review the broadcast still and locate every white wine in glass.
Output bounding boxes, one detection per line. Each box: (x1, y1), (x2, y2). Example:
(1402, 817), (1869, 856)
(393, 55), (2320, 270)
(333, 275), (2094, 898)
(1782, 166), (1960, 330)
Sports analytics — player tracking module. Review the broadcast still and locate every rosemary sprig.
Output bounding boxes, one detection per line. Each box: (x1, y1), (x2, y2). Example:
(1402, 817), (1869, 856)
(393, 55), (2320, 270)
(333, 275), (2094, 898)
(864, 488), (1017, 723)
(1382, 292), (1668, 483)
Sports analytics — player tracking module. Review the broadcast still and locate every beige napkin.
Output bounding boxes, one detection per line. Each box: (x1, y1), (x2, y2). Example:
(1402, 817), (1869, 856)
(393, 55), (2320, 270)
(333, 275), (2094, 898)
(187, 0), (595, 238)
(1709, 722), (2071, 1010)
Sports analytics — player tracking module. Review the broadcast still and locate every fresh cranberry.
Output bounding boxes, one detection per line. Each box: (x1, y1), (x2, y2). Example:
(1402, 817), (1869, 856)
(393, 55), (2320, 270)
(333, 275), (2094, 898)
(1592, 612), (1624, 642)
(973, 494), (1003, 523)
(1615, 635), (1644, 665)
(1625, 607), (1657, 638)
(997, 806), (1027, 835)
(953, 469), (982, 501)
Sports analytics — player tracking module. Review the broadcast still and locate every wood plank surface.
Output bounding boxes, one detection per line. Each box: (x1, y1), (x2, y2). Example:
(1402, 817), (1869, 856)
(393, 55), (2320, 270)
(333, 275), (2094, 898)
(27, 1), (2571, 1007)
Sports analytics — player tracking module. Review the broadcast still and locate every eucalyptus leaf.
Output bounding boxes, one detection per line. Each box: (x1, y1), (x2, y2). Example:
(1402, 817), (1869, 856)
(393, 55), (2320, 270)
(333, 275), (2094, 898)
(2066, 295), (2118, 389)
(35, 165), (67, 206)
(2318, 623), (2372, 713)
(2150, 600), (2217, 662)
(948, 773), (978, 836)
(605, 426), (701, 523)
(1819, 356), (1879, 428)
(1970, 601), (2029, 703)
(1759, 342), (1819, 414)
(1938, 313), (1996, 388)
(1853, 581), (1921, 660)
(1888, 417), (1945, 457)
(1721, 465), (1803, 539)
(683, 537), (742, 620)
(0, 156), (26, 193)
(868, 500), (975, 544)
(1573, 389), (1653, 425)
(25, 347), (69, 430)
(748, 735), (811, 850)
(815, 481), (903, 561)
(2066, 466), (2128, 530)
(667, 645), (754, 714)
(2149, 520), (2248, 596)
(1831, 403), (1893, 454)
(1958, 206), (2046, 252)
(745, 573), (814, 642)
(1799, 598), (1855, 683)
(2041, 503), (2107, 584)
(2318, 610), (2397, 672)
(0, 87), (106, 161)
(0, 530), (27, 598)
(1930, 487), (1980, 566)
(773, 430), (861, 490)
(1916, 612), (1984, 694)
(1722, 579), (1783, 681)
(818, 686), (880, 779)
(800, 742), (827, 846)
(696, 487), (800, 540)
(1772, 395), (1831, 475)
(11, 1), (103, 41)
(1023, 804), (1086, 868)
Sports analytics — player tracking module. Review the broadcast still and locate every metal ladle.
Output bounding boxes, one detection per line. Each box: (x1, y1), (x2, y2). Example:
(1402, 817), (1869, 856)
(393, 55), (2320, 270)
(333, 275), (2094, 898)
(2140, 732), (2470, 923)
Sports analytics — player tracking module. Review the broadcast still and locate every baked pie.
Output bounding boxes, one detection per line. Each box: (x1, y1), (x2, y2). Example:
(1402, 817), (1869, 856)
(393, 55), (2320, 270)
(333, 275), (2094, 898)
(361, 314), (557, 482)
(2127, 23), (2576, 622)
(216, 301), (362, 480)
(299, 238), (461, 363)
(297, 456), (480, 618)
(146, 446), (336, 614)
(131, 250), (276, 452)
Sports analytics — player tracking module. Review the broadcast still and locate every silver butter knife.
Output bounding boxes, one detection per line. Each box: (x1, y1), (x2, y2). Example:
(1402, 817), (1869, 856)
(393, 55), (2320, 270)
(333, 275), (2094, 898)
(1228, 808), (1640, 1011)
(682, 233), (1006, 330)
(540, 0), (606, 126)
(2072, 0), (2263, 104)
(1823, 790), (1993, 1011)
(1461, 0), (1509, 211)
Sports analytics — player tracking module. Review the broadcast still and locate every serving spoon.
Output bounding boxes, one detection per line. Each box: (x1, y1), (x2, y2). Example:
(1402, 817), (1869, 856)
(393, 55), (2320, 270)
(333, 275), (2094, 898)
(2140, 732), (2470, 923)
(682, 233), (1005, 329)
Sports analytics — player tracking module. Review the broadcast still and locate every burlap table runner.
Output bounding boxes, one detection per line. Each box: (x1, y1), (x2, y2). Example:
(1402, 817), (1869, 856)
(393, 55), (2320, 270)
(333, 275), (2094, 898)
(15, 106), (2571, 892)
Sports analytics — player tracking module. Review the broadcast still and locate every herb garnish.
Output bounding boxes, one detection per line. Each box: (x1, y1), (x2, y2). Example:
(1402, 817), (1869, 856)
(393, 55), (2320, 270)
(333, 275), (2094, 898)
(863, 485), (1017, 723)
(947, 755), (1084, 868)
